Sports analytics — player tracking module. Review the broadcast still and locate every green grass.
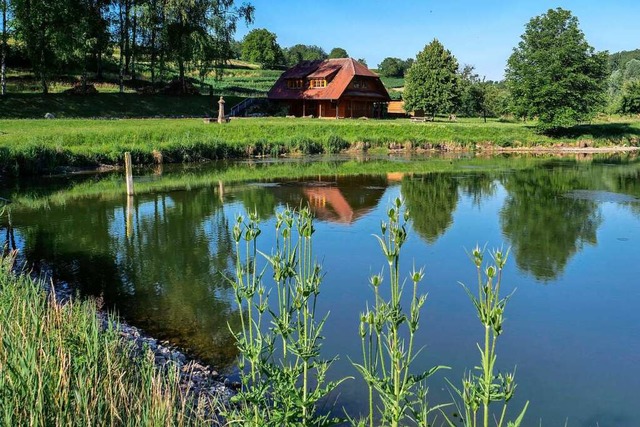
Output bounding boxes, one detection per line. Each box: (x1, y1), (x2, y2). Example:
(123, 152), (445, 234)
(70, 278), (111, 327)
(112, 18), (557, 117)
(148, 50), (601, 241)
(0, 118), (640, 174)
(0, 116), (639, 175)
(380, 76), (405, 89)
(0, 255), (213, 426)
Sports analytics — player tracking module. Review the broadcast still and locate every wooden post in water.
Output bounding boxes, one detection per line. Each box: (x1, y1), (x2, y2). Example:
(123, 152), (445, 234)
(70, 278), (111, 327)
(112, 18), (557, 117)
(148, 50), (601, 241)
(125, 152), (134, 196)
(126, 195), (134, 239)
(218, 180), (225, 203)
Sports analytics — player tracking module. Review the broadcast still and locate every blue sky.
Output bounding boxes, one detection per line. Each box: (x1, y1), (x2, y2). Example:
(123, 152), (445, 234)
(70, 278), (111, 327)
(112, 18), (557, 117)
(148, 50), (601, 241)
(235, 1), (640, 81)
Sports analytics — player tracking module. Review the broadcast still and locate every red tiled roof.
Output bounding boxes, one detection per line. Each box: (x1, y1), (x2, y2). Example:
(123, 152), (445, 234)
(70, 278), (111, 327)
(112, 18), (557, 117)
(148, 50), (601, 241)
(268, 58), (390, 101)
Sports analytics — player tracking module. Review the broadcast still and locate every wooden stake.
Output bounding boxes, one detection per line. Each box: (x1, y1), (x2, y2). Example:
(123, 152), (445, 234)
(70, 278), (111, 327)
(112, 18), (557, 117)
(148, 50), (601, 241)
(125, 152), (134, 196)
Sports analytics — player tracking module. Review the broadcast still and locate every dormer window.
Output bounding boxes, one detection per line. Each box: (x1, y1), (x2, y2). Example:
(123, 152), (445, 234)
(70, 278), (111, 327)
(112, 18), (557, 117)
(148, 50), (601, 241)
(310, 79), (327, 88)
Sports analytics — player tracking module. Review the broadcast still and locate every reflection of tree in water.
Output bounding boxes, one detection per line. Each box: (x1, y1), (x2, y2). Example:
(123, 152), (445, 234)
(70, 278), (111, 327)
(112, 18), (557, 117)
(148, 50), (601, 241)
(500, 168), (602, 281)
(401, 174), (459, 244)
(457, 173), (497, 208)
(239, 187), (277, 220)
(15, 188), (241, 368)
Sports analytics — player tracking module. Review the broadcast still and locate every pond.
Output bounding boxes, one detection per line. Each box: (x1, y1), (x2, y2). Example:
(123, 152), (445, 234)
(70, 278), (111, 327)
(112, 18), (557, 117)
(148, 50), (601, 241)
(2, 154), (640, 426)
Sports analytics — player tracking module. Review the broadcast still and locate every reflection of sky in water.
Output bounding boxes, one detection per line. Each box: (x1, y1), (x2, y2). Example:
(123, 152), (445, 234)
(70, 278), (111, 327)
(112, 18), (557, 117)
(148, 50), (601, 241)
(5, 164), (640, 426)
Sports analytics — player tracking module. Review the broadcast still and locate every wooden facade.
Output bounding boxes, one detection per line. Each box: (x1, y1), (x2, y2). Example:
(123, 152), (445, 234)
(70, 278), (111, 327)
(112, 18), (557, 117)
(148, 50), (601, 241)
(268, 58), (391, 118)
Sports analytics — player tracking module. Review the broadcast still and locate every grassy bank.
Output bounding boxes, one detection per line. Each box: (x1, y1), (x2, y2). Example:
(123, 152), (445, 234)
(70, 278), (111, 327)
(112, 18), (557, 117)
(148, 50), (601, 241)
(0, 256), (212, 426)
(0, 117), (639, 176)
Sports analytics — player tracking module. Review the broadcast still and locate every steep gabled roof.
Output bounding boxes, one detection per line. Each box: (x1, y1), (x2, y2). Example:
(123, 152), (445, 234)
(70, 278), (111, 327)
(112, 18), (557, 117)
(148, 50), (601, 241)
(268, 58), (390, 101)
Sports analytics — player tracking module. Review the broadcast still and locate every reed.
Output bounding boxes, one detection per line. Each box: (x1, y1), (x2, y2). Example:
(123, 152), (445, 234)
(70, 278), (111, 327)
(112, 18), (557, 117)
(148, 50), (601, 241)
(0, 253), (211, 426)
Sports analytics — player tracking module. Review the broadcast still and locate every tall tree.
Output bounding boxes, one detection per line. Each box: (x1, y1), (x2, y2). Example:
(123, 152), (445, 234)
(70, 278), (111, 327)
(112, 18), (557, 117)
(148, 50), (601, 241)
(241, 28), (282, 68)
(506, 8), (608, 132)
(164, 0), (253, 92)
(12, 0), (86, 93)
(403, 39), (460, 118)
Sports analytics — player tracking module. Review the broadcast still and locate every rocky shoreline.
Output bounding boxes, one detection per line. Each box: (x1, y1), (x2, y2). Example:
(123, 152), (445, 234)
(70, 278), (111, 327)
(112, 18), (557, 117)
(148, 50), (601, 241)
(42, 273), (238, 422)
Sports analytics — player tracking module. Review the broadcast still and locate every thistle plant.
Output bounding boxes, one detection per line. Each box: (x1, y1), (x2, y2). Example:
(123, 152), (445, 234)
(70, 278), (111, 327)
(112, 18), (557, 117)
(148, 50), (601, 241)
(225, 207), (346, 426)
(446, 246), (528, 427)
(352, 198), (447, 427)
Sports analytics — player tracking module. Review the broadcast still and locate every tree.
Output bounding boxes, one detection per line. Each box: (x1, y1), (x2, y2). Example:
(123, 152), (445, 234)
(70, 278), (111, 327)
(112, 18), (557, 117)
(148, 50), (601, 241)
(403, 39), (460, 118)
(328, 47), (347, 59)
(506, 8), (608, 132)
(163, 0), (253, 92)
(283, 44), (326, 66)
(620, 81), (640, 115)
(241, 28), (282, 68)
(377, 57), (404, 77)
(356, 58), (367, 67)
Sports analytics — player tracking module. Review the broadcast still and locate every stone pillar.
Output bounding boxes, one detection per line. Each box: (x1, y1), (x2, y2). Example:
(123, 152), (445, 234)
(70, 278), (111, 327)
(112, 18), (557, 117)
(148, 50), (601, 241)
(217, 96), (225, 123)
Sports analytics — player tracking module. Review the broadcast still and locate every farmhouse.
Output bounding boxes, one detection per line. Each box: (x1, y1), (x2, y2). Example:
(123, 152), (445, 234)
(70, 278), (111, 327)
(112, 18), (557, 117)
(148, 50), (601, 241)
(267, 58), (391, 118)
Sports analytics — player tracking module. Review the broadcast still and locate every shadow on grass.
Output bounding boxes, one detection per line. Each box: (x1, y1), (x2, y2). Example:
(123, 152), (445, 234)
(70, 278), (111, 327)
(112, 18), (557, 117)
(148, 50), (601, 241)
(0, 93), (246, 119)
(546, 122), (640, 141)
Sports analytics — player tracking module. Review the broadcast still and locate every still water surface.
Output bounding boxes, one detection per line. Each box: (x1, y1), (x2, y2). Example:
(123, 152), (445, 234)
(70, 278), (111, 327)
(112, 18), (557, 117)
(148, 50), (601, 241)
(3, 155), (640, 426)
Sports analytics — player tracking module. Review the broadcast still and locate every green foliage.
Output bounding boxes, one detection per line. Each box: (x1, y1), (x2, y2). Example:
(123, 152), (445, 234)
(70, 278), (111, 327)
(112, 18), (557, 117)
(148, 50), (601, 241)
(353, 198), (448, 427)
(377, 57), (414, 78)
(620, 80), (640, 114)
(609, 48), (640, 73)
(328, 47), (348, 59)
(444, 247), (528, 427)
(377, 57), (404, 78)
(225, 208), (347, 426)
(283, 44), (327, 66)
(403, 39), (460, 117)
(241, 28), (284, 69)
(506, 8), (608, 132)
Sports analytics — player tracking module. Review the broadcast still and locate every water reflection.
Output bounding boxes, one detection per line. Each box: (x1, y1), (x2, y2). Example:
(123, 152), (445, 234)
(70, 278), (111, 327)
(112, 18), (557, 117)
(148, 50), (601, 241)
(401, 174), (459, 243)
(499, 168), (602, 281)
(2, 156), (640, 425)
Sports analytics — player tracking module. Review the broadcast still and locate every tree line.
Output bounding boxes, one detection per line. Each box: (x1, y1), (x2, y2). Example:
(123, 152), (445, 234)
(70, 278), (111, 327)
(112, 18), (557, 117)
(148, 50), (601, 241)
(0, 0), (254, 94)
(401, 8), (639, 131)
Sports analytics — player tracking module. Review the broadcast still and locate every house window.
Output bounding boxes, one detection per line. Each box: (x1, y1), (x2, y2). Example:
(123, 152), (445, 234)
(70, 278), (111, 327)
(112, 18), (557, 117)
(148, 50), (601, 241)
(309, 79), (327, 88)
(287, 79), (304, 89)
(353, 79), (369, 89)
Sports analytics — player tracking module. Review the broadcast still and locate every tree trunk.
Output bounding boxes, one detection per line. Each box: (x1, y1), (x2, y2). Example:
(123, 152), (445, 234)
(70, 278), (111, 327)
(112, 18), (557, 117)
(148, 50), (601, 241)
(131, 0), (137, 82)
(124, 0), (131, 74)
(1, 0), (7, 96)
(150, 0), (157, 86)
(118, 2), (125, 93)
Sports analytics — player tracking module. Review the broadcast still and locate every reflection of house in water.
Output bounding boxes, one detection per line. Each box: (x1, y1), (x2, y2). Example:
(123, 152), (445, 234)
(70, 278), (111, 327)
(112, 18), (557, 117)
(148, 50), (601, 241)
(267, 175), (391, 225)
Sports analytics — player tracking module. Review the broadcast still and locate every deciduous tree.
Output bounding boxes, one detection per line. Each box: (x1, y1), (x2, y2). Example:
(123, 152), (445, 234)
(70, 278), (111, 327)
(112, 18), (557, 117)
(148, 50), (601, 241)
(283, 44), (326, 66)
(241, 28), (282, 68)
(328, 47), (347, 59)
(403, 39), (460, 118)
(506, 8), (608, 132)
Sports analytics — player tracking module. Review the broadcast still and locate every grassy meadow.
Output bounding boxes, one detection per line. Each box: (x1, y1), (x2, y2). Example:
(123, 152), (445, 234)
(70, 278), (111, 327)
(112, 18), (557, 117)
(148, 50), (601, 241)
(0, 116), (638, 175)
